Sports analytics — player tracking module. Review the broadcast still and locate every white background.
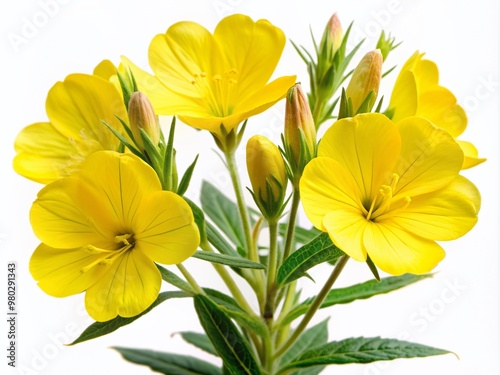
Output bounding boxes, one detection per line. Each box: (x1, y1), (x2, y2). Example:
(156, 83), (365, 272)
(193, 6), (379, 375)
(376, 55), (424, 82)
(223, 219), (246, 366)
(1, 0), (499, 374)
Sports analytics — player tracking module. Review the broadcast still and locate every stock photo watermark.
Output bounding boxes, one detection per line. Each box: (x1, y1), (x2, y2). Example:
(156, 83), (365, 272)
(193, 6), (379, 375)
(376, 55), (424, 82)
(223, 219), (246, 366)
(7, 0), (72, 53)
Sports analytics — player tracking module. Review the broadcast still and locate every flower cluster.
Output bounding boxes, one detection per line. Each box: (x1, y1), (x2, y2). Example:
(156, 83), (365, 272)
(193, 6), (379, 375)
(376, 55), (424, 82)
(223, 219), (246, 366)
(13, 11), (484, 375)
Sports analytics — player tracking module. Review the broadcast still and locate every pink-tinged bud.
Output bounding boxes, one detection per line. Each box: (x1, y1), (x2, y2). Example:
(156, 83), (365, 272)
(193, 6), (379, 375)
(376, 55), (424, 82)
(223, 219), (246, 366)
(128, 92), (160, 151)
(284, 83), (316, 170)
(320, 13), (343, 57)
(345, 50), (383, 114)
(246, 135), (287, 218)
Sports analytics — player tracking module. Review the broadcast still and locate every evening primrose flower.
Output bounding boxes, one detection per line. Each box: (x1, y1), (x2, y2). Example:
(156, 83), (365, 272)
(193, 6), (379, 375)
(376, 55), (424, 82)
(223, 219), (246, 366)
(29, 151), (199, 321)
(300, 113), (480, 275)
(123, 14), (295, 139)
(388, 51), (485, 169)
(13, 70), (127, 184)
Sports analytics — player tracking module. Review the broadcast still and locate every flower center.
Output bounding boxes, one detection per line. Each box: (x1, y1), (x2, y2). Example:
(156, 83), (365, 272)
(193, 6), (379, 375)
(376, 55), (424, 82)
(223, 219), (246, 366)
(80, 232), (136, 273)
(365, 173), (411, 221)
(190, 68), (239, 117)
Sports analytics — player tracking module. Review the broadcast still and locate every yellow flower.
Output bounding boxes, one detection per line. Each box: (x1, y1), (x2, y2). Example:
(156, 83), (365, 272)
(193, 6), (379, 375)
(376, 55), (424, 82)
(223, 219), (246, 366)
(29, 151), (199, 321)
(123, 14), (295, 137)
(389, 51), (485, 169)
(300, 113), (480, 275)
(13, 69), (127, 184)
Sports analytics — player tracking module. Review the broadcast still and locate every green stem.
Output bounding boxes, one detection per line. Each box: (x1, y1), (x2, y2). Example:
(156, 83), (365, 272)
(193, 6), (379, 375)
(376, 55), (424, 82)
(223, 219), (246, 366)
(274, 254), (349, 359)
(176, 263), (204, 295)
(264, 220), (279, 323)
(282, 187), (300, 261)
(200, 242), (255, 316)
(224, 149), (265, 307)
(224, 149), (255, 261)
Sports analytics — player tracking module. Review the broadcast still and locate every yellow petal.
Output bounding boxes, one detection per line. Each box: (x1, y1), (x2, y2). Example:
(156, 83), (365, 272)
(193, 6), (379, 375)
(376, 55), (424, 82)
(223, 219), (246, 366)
(46, 74), (126, 147)
(364, 221), (445, 275)
(413, 58), (439, 92)
(30, 177), (112, 249)
(300, 157), (363, 229)
(319, 113), (400, 205)
(29, 243), (106, 297)
(135, 191), (199, 265)
(13, 122), (74, 183)
(93, 60), (117, 81)
(384, 176), (479, 240)
(457, 140), (487, 169)
(78, 151), (162, 227)
(214, 14), (286, 101)
(417, 88), (467, 137)
(389, 70), (417, 122)
(85, 249), (161, 321)
(394, 117), (463, 197)
(149, 21), (222, 98)
(323, 210), (368, 262)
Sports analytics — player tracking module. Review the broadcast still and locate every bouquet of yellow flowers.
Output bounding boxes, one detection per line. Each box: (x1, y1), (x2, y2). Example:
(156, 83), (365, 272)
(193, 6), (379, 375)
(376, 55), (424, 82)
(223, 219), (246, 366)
(12, 8), (487, 375)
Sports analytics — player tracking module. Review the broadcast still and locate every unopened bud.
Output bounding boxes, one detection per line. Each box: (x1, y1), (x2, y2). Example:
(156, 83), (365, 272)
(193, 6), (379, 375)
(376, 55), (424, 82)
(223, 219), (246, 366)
(128, 92), (160, 151)
(246, 135), (287, 219)
(345, 49), (383, 114)
(284, 83), (316, 175)
(320, 13), (343, 59)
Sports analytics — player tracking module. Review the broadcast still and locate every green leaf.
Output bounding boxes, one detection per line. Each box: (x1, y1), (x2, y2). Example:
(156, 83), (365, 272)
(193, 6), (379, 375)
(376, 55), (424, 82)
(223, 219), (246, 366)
(157, 264), (194, 294)
(281, 274), (432, 326)
(278, 224), (321, 245)
(70, 291), (189, 345)
(201, 180), (247, 249)
(178, 331), (218, 357)
(278, 319), (329, 373)
(113, 347), (221, 375)
(204, 289), (267, 337)
(206, 221), (240, 258)
(278, 337), (451, 372)
(277, 232), (345, 285)
(194, 295), (261, 375)
(193, 251), (265, 270)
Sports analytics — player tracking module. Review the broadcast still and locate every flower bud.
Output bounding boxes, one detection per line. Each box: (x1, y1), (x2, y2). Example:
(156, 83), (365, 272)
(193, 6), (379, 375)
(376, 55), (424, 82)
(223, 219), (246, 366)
(246, 135), (287, 219)
(345, 49), (383, 114)
(284, 83), (316, 176)
(319, 13), (343, 58)
(128, 92), (160, 151)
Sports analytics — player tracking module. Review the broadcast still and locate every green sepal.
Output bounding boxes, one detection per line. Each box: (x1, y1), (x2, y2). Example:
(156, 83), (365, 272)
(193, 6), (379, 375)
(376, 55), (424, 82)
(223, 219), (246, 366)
(177, 154), (199, 196)
(112, 347), (222, 375)
(117, 67), (138, 109)
(101, 120), (143, 160)
(162, 116), (177, 191)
